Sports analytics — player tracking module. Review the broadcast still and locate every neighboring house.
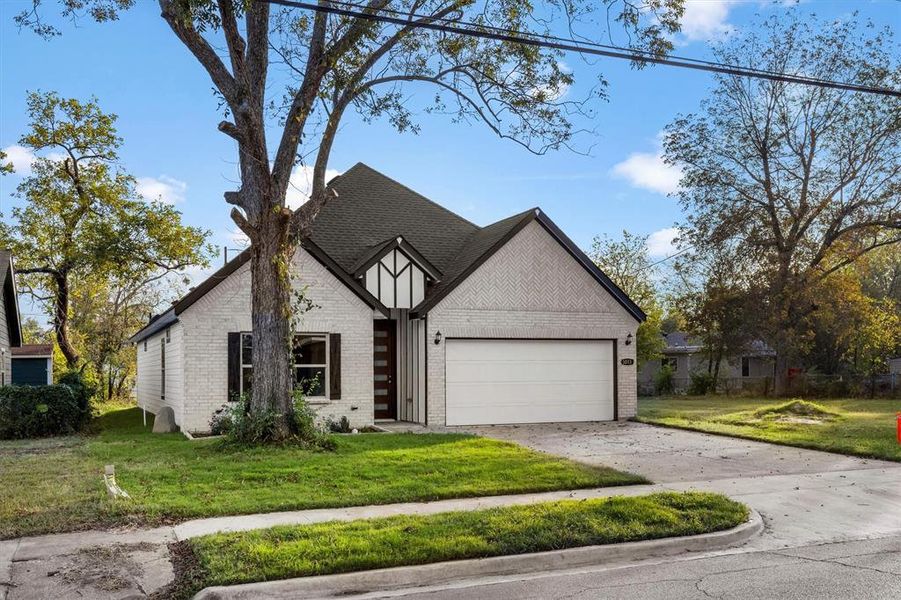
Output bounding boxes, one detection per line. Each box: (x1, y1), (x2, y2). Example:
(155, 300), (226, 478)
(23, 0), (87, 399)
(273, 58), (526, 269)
(638, 332), (775, 395)
(131, 164), (645, 433)
(0, 251), (23, 386)
(11, 344), (53, 386)
(889, 357), (901, 375)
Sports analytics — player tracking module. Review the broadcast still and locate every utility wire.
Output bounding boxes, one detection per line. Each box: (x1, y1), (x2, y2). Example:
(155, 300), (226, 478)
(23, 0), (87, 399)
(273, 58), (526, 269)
(263, 0), (901, 98)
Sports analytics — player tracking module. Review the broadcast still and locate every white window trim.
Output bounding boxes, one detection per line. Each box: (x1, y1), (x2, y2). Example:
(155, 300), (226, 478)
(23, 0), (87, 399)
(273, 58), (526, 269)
(240, 332), (252, 398)
(239, 332), (330, 402)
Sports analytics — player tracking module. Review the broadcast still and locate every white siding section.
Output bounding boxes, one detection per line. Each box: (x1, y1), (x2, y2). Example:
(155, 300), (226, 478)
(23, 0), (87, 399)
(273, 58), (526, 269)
(363, 249), (426, 309)
(427, 220), (639, 426)
(0, 290), (11, 385)
(135, 323), (185, 425)
(397, 315), (426, 423)
(176, 247), (374, 433)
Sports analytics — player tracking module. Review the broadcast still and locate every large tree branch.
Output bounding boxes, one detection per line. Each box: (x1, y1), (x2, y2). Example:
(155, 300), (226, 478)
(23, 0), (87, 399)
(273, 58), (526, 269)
(159, 0), (239, 106)
(15, 266), (62, 277)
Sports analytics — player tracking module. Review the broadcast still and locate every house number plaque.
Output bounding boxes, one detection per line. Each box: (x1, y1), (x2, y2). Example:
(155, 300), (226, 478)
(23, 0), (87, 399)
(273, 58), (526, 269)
(620, 358), (635, 366)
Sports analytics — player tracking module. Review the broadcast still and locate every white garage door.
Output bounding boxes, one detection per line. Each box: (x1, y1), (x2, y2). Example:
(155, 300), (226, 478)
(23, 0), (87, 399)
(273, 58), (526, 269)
(445, 339), (615, 426)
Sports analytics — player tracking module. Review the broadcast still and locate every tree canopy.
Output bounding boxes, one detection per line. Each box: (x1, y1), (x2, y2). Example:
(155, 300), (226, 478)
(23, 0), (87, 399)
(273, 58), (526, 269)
(664, 11), (900, 388)
(1, 91), (213, 369)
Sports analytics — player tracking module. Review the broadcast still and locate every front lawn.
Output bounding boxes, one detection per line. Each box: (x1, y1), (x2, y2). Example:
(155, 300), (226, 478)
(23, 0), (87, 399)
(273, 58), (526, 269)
(178, 492), (747, 597)
(638, 396), (901, 461)
(0, 407), (645, 539)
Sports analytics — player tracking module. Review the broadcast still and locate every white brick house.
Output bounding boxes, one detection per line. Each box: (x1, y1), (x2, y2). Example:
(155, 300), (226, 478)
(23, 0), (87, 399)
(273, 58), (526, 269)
(131, 164), (645, 433)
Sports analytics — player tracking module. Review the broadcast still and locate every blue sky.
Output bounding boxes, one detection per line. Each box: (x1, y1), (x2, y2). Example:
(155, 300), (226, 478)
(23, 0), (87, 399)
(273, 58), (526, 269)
(1, 0), (898, 322)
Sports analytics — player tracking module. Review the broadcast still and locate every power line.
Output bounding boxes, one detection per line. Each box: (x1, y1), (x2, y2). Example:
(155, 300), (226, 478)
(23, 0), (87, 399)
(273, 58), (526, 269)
(264, 0), (900, 98)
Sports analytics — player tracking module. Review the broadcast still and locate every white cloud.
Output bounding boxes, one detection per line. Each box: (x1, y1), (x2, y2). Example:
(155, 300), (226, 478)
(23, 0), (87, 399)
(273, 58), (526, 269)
(285, 165), (342, 210)
(647, 227), (680, 258)
(611, 134), (682, 195)
(679, 0), (735, 42)
(136, 175), (188, 204)
(1, 145), (36, 175)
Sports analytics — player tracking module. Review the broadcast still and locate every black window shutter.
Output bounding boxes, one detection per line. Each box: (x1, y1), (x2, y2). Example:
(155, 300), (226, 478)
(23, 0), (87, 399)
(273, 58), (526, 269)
(227, 332), (241, 401)
(329, 333), (341, 400)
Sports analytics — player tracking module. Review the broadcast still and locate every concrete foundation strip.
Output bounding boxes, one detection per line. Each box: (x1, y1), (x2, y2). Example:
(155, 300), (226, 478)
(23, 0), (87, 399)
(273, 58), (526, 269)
(195, 509), (763, 599)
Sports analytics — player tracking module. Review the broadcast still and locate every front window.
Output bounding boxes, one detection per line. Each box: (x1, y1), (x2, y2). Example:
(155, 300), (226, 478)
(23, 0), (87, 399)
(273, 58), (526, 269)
(661, 357), (678, 371)
(741, 357), (750, 377)
(239, 333), (328, 399)
(240, 333), (253, 396)
(294, 335), (327, 398)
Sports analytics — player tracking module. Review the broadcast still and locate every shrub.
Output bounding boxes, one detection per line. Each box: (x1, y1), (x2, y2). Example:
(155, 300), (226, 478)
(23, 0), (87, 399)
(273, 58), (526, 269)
(0, 384), (85, 439)
(212, 391), (334, 449)
(326, 415), (352, 433)
(655, 365), (675, 395)
(57, 370), (96, 423)
(687, 372), (715, 396)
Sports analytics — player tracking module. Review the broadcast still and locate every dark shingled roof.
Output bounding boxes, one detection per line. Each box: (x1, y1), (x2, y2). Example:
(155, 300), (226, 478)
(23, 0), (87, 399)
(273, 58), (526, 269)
(309, 163), (479, 276)
(130, 163), (645, 343)
(0, 250), (22, 347)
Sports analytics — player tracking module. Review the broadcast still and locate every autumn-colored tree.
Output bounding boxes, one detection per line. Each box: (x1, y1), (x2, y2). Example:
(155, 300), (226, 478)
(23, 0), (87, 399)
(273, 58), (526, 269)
(18, 0), (685, 439)
(1, 92), (213, 369)
(588, 231), (665, 367)
(664, 12), (900, 392)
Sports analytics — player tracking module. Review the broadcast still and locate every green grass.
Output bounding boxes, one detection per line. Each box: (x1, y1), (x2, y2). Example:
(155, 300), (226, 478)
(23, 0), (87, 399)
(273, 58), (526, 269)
(637, 396), (901, 461)
(0, 407), (645, 539)
(180, 492), (746, 595)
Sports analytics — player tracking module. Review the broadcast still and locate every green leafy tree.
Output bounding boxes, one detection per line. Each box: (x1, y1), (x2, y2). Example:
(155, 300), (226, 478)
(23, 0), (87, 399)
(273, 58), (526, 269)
(20, 317), (53, 345)
(664, 12), (901, 393)
(71, 273), (185, 401)
(19, 0), (684, 440)
(672, 241), (757, 387)
(588, 231), (665, 366)
(0, 150), (13, 175)
(1, 92), (213, 369)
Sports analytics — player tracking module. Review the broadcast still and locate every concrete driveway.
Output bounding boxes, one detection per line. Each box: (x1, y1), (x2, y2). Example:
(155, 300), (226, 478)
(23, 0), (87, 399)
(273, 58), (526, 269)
(463, 421), (892, 483)
(464, 421), (901, 550)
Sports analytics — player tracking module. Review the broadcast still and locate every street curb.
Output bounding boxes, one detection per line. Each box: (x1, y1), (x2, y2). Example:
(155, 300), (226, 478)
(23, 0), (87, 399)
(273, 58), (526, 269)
(194, 509), (763, 599)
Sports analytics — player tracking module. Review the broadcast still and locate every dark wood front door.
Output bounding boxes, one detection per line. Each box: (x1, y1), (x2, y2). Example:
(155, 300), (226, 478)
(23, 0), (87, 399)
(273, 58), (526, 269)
(374, 320), (397, 420)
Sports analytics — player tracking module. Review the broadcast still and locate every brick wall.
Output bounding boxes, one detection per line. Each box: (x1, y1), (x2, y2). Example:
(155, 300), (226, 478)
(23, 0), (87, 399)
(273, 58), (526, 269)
(135, 323), (185, 422)
(426, 220), (639, 426)
(177, 247), (374, 433)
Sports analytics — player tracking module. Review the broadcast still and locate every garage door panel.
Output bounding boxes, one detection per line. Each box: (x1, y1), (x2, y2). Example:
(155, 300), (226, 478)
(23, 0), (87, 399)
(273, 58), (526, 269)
(447, 360), (611, 385)
(445, 339), (614, 426)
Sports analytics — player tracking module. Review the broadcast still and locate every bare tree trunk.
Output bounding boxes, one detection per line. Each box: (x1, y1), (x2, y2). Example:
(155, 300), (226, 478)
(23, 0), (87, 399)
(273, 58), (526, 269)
(248, 210), (296, 439)
(712, 344), (723, 389)
(53, 271), (79, 368)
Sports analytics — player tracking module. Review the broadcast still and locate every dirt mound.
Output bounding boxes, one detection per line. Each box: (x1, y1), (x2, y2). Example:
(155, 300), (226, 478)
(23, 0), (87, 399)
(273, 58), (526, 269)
(752, 400), (840, 423)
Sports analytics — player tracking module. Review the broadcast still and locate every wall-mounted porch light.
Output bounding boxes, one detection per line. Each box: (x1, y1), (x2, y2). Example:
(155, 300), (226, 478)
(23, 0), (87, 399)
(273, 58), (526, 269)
(625, 333), (633, 346)
(434, 330), (443, 345)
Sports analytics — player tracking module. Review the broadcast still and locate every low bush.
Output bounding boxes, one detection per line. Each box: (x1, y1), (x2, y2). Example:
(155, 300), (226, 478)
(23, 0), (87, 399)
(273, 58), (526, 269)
(0, 384), (87, 439)
(326, 415), (352, 433)
(687, 372), (716, 396)
(655, 365), (675, 395)
(211, 392), (334, 449)
(57, 370), (96, 421)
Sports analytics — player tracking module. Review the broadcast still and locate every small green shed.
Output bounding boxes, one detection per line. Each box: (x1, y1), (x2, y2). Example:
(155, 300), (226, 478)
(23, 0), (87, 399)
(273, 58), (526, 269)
(11, 344), (53, 386)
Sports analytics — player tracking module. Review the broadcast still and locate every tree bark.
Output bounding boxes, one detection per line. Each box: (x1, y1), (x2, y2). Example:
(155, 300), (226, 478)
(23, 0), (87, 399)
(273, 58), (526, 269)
(53, 271), (79, 368)
(248, 208), (296, 439)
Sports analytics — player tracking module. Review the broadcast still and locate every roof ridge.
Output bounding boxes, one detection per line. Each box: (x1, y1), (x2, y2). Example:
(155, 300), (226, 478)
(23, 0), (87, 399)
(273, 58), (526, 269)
(348, 163), (480, 229)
